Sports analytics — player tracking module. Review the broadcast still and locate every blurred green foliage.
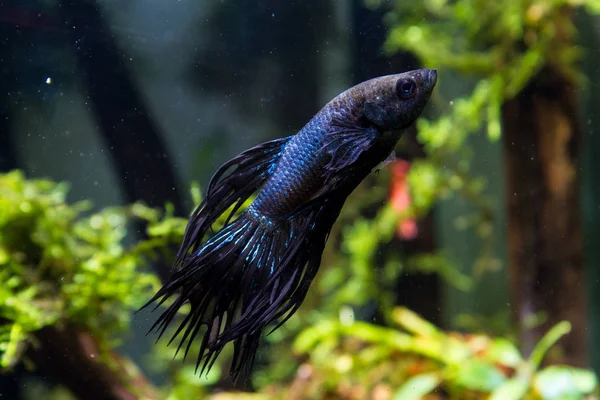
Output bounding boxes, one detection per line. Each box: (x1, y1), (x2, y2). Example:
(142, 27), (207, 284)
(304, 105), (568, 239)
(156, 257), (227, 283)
(382, 0), (600, 145)
(0, 170), (160, 369)
(219, 309), (597, 399)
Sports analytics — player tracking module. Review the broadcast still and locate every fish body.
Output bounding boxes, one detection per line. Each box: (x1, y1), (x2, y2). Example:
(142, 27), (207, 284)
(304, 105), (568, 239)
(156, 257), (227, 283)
(143, 68), (437, 380)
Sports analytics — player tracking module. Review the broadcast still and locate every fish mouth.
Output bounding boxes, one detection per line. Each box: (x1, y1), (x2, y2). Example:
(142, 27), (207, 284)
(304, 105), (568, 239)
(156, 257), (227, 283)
(426, 68), (437, 88)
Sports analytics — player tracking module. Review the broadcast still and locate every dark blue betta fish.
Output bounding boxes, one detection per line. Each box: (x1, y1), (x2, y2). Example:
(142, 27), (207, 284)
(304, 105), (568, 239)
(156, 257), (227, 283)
(143, 68), (437, 381)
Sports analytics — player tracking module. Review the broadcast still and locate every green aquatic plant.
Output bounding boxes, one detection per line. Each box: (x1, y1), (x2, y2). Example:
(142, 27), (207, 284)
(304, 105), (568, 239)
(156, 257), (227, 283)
(0, 170), (157, 368)
(381, 0), (600, 144)
(240, 308), (596, 399)
(0, 170), (191, 398)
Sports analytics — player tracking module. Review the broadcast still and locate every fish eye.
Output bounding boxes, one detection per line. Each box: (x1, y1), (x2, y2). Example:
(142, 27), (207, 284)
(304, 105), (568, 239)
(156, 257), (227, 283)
(396, 79), (416, 99)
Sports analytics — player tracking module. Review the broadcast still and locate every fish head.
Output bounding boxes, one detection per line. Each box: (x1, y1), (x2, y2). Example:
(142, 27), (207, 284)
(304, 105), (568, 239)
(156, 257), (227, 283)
(359, 68), (437, 131)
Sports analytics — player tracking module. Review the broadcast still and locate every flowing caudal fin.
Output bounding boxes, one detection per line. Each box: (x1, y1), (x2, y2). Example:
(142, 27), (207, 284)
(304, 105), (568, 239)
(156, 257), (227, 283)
(143, 194), (346, 383)
(140, 136), (296, 380)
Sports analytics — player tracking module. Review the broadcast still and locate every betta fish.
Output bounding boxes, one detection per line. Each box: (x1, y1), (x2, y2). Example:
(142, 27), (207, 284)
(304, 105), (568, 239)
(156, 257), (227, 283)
(142, 68), (437, 381)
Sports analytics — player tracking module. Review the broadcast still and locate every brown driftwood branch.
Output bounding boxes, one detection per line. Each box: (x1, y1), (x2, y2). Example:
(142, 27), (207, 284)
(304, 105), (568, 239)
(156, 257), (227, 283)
(502, 61), (587, 366)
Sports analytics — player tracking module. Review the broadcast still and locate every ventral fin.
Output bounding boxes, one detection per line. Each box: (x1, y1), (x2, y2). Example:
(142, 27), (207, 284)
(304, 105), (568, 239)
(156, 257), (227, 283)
(382, 150), (396, 166)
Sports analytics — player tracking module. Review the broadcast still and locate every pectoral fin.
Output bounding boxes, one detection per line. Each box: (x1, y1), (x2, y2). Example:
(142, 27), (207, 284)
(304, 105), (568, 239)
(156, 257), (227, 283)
(320, 118), (379, 176)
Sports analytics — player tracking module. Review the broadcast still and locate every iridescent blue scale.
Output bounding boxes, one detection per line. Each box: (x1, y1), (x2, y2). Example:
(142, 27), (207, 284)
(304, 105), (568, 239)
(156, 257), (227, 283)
(250, 111), (340, 218)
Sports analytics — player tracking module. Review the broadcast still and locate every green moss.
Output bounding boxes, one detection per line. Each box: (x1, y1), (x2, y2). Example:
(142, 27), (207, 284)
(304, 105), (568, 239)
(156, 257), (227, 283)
(0, 170), (174, 368)
(283, 308), (596, 399)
